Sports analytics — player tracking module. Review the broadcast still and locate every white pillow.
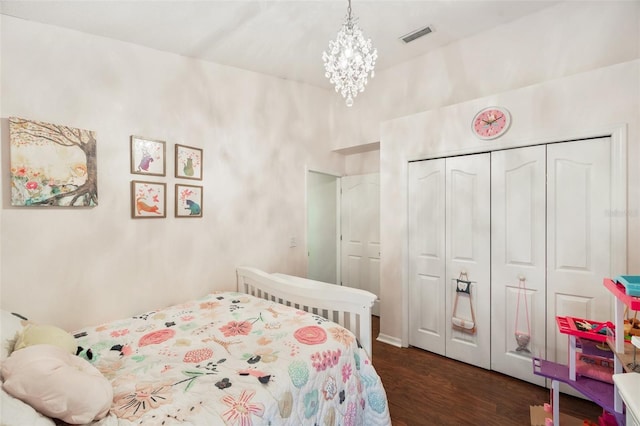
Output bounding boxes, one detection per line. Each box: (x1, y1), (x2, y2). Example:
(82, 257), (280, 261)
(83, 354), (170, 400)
(1, 310), (28, 362)
(2, 344), (113, 424)
(1, 387), (56, 426)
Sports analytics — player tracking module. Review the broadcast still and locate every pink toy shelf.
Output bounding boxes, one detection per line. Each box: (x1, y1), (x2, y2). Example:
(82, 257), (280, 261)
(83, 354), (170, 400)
(556, 316), (613, 343)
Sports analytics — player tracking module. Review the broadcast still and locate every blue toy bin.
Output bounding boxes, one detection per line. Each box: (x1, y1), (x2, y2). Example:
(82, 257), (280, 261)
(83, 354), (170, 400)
(615, 275), (640, 297)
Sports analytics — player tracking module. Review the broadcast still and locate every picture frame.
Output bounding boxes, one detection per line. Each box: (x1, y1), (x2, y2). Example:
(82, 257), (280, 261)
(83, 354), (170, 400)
(175, 144), (203, 180)
(9, 116), (98, 207)
(131, 180), (166, 218)
(175, 184), (203, 218)
(130, 136), (166, 176)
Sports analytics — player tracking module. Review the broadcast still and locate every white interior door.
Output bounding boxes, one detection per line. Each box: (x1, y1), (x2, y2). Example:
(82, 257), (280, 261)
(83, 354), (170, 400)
(341, 173), (381, 315)
(445, 153), (491, 369)
(408, 159), (446, 355)
(491, 146), (546, 385)
(547, 138), (612, 368)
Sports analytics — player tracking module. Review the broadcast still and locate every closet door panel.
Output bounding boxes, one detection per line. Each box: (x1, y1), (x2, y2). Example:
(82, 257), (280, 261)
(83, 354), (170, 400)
(547, 138), (612, 367)
(491, 146), (546, 385)
(408, 159), (446, 354)
(445, 153), (491, 369)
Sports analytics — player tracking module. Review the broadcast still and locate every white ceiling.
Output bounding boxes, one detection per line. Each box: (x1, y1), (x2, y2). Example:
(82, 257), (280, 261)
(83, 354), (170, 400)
(0, 1), (558, 89)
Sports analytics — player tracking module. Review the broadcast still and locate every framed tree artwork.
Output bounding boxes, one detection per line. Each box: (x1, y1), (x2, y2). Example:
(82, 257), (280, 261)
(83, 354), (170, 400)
(9, 116), (97, 207)
(175, 184), (203, 218)
(130, 136), (166, 176)
(131, 180), (166, 218)
(175, 144), (202, 180)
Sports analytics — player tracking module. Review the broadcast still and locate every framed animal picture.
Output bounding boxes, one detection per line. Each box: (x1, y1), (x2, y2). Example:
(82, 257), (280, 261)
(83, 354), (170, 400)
(130, 136), (166, 176)
(131, 180), (166, 218)
(175, 144), (202, 180)
(175, 184), (203, 218)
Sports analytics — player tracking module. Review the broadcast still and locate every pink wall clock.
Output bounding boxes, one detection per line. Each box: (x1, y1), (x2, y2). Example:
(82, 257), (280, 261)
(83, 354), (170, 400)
(472, 106), (511, 140)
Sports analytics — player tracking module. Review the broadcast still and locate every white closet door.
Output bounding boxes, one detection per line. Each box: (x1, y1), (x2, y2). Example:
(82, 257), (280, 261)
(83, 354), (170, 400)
(491, 146), (546, 385)
(341, 174), (381, 315)
(445, 153), (491, 369)
(408, 159), (446, 355)
(547, 138), (611, 367)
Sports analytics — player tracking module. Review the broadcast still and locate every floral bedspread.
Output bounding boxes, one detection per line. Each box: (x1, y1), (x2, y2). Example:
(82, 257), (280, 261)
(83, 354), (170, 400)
(74, 292), (391, 425)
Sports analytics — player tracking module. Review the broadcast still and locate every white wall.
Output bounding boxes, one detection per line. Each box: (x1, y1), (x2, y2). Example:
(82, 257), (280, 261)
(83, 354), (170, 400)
(330, 1), (640, 150)
(0, 15), (3, 302)
(0, 16), (344, 331)
(362, 0), (640, 345)
(344, 150), (379, 176)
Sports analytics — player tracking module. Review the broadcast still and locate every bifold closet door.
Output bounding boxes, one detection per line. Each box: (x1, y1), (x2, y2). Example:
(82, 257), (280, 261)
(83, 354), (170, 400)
(409, 138), (615, 379)
(444, 154), (491, 369)
(408, 159), (446, 355)
(546, 137), (612, 367)
(408, 154), (490, 368)
(490, 146), (546, 385)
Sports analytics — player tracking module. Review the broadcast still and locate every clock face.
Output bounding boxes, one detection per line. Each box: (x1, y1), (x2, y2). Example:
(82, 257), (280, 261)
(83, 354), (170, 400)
(472, 107), (511, 140)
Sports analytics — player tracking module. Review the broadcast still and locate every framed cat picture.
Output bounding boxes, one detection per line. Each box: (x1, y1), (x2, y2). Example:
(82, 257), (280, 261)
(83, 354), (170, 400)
(175, 144), (202, 180)
(175, 184), (203, 218)
(130, 136), (166, 176)
(131, 180), (166, 218)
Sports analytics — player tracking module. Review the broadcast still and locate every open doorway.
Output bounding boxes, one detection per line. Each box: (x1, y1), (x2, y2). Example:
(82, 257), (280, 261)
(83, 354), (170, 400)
(307, 171), (339, 284)
(307, 170), (381, 316)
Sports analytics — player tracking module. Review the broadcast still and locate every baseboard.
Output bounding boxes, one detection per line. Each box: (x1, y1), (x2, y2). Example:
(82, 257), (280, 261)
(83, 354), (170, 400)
(376, 333), (403, 348)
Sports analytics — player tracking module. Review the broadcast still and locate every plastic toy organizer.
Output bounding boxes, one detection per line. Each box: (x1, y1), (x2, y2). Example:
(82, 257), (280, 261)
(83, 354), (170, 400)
(615, 276), (640, 297)
(556, 316), (613, 343)
(533, 315), (624, 426)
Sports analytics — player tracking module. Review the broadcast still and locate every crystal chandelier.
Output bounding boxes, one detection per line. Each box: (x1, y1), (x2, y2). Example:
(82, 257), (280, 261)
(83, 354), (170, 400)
(322, 0), (377, 107)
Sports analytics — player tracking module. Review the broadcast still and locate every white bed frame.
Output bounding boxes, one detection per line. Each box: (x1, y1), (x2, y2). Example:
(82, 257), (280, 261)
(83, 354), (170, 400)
(236, 266), (377, 358)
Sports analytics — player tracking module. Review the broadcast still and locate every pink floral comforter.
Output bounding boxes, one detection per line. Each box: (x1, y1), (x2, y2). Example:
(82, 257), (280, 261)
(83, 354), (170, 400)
(74, 292), (391, 425)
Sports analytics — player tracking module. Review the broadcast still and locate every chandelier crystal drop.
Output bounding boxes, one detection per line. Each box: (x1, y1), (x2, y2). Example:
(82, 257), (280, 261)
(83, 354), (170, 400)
(322, 0), (377, 107)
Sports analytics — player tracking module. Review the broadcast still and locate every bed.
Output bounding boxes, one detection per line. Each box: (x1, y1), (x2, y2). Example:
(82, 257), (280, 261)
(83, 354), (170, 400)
(1, 267), (391, 426)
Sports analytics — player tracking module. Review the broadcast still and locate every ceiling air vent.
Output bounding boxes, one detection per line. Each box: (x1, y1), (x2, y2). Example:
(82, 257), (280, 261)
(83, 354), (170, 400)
(400, 25), (433, 44)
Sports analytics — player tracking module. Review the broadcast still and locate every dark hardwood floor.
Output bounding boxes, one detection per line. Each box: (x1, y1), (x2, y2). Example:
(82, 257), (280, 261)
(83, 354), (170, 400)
(370, 316), (603, 425)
